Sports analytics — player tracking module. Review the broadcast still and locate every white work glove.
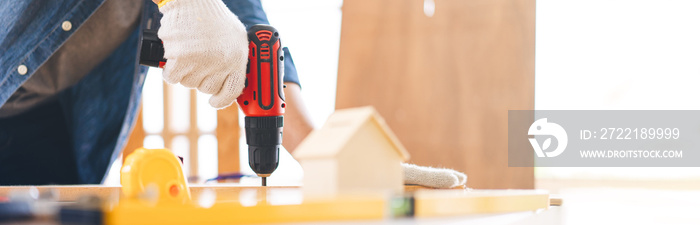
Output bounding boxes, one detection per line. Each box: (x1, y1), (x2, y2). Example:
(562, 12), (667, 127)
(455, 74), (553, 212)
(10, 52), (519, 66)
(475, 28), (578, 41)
(402, 163), (467, 189)
(158, 0), (248, 109)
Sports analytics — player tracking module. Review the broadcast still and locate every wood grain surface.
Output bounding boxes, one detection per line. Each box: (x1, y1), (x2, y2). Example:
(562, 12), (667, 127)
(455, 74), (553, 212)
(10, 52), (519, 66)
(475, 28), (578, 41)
(336, 0), (535, 189)
(217, 103), (240, 175)
(122, 105), (144, 159)
(0, 185), (473, 202)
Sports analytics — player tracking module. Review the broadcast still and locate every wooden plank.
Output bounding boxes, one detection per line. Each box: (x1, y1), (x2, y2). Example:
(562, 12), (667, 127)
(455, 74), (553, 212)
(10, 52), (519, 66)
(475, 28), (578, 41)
(549, 194), (563, 206)
(0, 186), (550, 221)
(0, 185), (474, 202)
(188, 89), (199, 177)
(335, 0), (535, 189)
(414, 189), (549, 217)
(216, 103), (240, 175)
(122, 105), (145, 159)
(162, 82), (173, 150)
(105, 189), (548, 225)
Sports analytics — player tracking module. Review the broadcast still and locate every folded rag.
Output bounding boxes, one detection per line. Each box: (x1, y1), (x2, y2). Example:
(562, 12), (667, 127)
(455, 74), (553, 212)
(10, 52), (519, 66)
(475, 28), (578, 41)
(402, 163), (467, 189)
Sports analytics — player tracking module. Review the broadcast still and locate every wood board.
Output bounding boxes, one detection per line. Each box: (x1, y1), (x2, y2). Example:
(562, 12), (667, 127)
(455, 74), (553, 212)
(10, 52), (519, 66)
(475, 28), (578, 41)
(335, 0), (536, 189)
(0, 185), (557, 210)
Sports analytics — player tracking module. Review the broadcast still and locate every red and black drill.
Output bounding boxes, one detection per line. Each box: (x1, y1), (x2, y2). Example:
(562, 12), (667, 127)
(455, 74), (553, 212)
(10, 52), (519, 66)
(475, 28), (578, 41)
(139, 25), (285, 186)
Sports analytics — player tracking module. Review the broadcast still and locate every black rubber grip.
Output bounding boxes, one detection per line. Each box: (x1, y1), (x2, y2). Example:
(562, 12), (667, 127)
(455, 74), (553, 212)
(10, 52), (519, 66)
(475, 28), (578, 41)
(245, 116), (283, 175)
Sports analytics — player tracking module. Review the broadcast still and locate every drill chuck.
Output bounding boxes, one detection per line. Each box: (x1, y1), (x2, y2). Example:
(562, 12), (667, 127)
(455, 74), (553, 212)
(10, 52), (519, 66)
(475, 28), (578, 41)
(245, 116), (283, 176)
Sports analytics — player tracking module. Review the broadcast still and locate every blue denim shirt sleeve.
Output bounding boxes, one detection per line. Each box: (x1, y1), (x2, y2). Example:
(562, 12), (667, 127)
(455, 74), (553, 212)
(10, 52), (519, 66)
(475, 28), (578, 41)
(1, 0), (301, 109)
(0, 0), (302, 184)
(0, 0), (105, 106)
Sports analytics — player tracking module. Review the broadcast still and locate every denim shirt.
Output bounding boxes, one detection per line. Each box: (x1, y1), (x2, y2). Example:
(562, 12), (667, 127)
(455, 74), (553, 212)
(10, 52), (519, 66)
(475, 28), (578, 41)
(0, 0), (300, 184)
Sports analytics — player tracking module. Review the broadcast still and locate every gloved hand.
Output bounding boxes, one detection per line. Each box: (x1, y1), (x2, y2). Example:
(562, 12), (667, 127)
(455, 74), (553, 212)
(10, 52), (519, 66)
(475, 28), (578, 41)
(402, 163), (467, 189)
(158, 0), (248, 109)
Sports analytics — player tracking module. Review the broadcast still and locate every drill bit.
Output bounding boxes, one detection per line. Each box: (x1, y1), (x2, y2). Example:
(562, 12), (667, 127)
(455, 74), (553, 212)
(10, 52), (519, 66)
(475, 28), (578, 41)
(262, 177), (267, 186)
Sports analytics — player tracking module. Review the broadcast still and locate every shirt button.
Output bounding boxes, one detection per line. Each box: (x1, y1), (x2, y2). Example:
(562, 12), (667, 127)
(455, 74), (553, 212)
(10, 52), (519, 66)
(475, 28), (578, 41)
(17, 65), (28, 75)
(62, 21), (72, 31)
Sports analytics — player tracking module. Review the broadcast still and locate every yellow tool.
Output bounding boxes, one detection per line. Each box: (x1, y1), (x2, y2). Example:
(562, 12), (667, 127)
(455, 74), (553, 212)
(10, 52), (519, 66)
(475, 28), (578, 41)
(120, 148), (191, 205)
(107, 148), (387, 225)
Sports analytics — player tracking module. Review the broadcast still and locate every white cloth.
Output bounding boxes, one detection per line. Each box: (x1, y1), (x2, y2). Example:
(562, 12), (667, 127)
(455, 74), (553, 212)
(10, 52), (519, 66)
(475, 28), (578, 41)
(158, 0), (248, 109)
(402, 163), (467, 189)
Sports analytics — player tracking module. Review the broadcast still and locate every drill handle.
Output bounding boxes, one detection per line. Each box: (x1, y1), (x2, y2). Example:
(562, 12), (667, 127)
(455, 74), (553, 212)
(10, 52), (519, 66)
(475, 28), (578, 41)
(139, 30), (166, 68)
(237, 25), (286, 117)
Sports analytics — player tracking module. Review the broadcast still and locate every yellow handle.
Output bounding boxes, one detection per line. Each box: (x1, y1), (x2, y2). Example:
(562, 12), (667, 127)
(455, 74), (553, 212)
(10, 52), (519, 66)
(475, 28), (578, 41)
(156, 0), (174, 8)
(121, 148), (191, 205)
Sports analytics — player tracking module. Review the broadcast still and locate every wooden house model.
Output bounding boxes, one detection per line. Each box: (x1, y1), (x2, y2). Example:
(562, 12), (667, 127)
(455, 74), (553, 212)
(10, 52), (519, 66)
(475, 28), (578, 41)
(293, 106), (410, 196)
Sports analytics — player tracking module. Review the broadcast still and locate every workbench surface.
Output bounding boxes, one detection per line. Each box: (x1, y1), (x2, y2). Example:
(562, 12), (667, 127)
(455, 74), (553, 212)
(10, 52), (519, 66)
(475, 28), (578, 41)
(4, 187), (697, 225)
(1, 185), (552, 224)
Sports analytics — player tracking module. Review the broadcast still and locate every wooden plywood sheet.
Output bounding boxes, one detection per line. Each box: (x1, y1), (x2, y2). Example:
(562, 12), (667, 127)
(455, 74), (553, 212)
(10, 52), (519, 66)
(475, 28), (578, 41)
(336, 0), (535, 189)
(414, 189), (549, 217)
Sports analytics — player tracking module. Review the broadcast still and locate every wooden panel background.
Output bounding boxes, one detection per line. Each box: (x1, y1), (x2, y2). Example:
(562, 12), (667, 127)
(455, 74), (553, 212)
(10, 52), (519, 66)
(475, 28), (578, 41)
(122, 105), (145, 159)
(217, 103), (240, 175)
(336, 0), (535, 189)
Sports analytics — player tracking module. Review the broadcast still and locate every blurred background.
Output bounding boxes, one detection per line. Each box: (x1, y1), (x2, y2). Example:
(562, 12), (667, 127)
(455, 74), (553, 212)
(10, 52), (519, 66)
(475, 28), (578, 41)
(535, 0), (700, 192)
(107, 0), (700, 198)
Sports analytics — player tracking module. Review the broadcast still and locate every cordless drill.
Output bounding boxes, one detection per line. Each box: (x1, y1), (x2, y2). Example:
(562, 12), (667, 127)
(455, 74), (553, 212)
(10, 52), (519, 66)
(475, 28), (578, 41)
(139, 25), (285, 186)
